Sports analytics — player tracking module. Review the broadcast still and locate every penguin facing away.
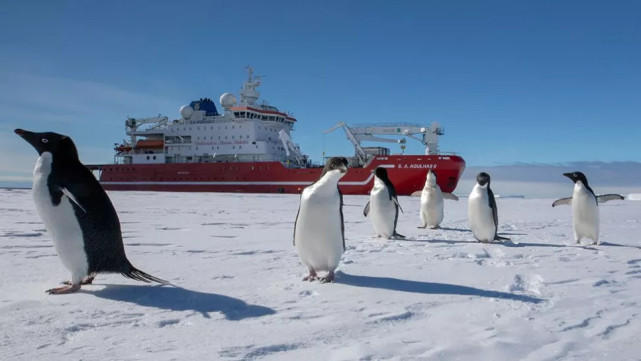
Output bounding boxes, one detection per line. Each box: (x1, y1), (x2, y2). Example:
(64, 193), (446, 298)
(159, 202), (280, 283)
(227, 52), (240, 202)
(15, 129), (168, 294)
(363, 167), (405, 239)
(552, 171), (624, 245)
(468, 172), (510, 243)
(293, 157), (348, 283)
(418, 170), (459, 229)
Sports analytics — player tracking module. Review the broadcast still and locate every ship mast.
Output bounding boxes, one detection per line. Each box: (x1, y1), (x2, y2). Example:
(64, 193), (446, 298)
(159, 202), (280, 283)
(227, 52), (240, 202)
(240, 66), (262, 106)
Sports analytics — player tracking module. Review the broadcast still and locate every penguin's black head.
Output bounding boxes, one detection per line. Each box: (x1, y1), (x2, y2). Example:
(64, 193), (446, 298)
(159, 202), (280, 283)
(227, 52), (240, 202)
(15, 129), (79, 159)
(476, 172), (491, 187)
(374, 167), (389, 181)
(563, 171), (589, 186)
(320, 156), (348, 178)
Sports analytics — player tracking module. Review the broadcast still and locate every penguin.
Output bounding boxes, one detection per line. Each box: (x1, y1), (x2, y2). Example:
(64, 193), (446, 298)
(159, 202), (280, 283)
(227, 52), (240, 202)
(293, 157), (348, 283)
(418, 170), (459, 229)
(468, 172), (510, 243)
(552, 171), (624, 245)
(363, 167), (405, 239)
(15, 129), (168, 294)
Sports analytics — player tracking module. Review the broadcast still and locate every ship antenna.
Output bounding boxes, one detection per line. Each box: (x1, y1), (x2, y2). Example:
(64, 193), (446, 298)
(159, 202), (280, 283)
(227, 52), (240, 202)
(246, 65), (253, 82)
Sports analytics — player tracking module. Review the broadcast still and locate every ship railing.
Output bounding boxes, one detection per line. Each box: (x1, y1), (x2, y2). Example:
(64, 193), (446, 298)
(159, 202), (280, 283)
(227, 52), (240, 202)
(352, 122), (425, 128)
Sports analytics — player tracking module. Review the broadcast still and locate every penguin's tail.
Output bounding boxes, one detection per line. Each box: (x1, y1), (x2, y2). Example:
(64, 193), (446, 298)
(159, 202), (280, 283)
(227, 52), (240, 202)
(122, 264), (169, 285)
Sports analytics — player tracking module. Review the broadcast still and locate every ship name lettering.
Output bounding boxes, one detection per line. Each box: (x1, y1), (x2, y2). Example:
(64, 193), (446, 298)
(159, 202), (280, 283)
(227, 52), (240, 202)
(398, 164), (437, 169)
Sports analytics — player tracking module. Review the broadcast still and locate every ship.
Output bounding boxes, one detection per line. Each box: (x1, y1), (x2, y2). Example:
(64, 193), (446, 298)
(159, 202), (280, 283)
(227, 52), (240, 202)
(88, 67), (466, 195)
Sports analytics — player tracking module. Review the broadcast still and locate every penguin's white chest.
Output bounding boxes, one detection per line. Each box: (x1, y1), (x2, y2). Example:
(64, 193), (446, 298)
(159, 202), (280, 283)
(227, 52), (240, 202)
(468, 186), (496, 242)
(32, 154), (88, 282)
(421, 186), (444, 227)
(369, 183), (397, 238)
(294, 186), (343, 272)
(572, 184), (599, 242)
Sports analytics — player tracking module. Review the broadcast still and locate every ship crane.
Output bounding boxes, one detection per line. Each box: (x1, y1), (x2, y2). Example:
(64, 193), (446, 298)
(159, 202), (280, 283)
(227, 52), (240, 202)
(324, 121), (369, 165)
(324, 121), (445, 164)
(278, 130), (306, 166)
(124, 115), (169, 144)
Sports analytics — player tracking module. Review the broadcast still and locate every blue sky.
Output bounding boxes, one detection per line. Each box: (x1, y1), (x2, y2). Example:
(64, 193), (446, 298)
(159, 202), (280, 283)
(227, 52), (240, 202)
(1, 0), (639, 182)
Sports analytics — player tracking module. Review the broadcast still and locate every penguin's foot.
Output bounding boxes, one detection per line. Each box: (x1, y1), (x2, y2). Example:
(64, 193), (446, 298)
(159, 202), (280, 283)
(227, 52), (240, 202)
(430, 225), (441, 230)
(417, 225), (427, 229)
(592, 241), (599, 245)
(47, 283), (81, 294)
(303, 269), (317, 282)
(62, 276), (95, 286)
(319, 271), (335, 284)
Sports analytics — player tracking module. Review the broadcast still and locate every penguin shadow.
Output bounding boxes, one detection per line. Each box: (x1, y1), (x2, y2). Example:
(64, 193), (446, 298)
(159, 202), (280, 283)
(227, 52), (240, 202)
(416, 226), (471, 232)
(500, 241), (566, 249)
(84, 284), (276, 320)
(501, 241), (600, 251)
(408, 238), (472, 245)
(336, 272), (543, 304)
(598, 242), (641, 250)
(434, 227), (472, 232)
(498, 232), (528, 236)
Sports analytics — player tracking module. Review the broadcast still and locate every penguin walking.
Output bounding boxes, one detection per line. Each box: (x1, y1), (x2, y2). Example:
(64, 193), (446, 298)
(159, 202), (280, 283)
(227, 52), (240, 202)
(418, 170), (458, 229)
(293, 157), (348, 283)
(363, 167), (405, 239)
(468, 172), (510, 243)
(552, 171), (624, 245)
(15, 129), (168, 294)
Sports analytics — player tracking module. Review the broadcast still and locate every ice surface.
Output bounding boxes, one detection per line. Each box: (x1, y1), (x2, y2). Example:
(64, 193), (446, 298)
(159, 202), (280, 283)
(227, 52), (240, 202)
(1, 189), (640, 360)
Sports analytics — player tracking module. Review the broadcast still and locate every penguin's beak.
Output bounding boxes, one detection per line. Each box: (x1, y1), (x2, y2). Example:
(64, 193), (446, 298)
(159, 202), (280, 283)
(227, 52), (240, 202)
(14, 128), (35, 145)
(14, 128), (42, 154)
(562, 172), (574, 181)
(339, 165), (348, 174)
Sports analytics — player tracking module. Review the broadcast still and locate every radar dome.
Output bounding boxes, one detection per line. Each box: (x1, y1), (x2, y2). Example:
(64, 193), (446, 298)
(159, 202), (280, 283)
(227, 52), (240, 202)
(180, 105), (194, 119)
(220, 93), (237, 109)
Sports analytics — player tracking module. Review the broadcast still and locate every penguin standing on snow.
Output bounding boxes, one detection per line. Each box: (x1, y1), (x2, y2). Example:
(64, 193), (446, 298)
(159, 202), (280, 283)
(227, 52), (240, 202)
(418, 170), (458, 229)
(363, 167), (405, 239)
(552, 171), (624, 245)
(293, 157), (348, 283)
(468, 172), (510, 243)
(15, 129), (168, 294)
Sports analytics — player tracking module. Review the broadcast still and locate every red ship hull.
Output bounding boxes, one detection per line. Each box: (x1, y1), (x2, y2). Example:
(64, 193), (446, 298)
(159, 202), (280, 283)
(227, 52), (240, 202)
(90, 155), (465, 195)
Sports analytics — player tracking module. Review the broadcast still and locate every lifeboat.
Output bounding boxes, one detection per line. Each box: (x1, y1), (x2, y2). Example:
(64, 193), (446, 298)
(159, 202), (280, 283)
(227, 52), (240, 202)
(135, 139), (164, 149)
(114, 144), (132, 152)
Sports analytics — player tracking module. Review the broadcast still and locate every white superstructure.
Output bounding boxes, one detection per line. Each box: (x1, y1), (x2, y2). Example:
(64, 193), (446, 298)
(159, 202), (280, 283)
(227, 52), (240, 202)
(115, 66), (307, 166)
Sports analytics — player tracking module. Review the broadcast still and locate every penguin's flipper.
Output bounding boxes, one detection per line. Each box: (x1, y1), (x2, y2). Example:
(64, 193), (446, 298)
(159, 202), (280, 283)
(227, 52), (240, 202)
(363, 201), (370, 217)
(393, 197), (404, 213)
(552, 197), (572, 207)
(61, 187), (87, 213)
(339, 189), (345, 251)
(597, 194), (625, 203)
(488, 187), (499, 229)
(293, 206), (300, 246)
(443, 193), (459, 201)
